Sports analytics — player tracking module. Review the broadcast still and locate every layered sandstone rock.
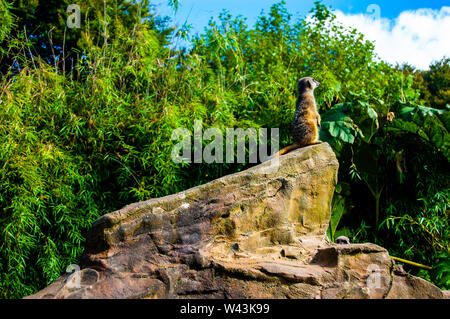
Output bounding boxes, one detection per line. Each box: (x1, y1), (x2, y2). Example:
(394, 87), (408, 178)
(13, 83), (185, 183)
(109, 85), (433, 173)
(26, 143), (445, 299)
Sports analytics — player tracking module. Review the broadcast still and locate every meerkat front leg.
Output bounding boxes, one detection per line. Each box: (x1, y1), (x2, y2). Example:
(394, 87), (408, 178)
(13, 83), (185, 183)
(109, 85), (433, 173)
(313, 113), (322, 144)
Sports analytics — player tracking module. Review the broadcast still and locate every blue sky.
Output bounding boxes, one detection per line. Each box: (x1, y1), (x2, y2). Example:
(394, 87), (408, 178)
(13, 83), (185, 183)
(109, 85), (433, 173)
(155, 0), (450, 69)
(156, 0), (449, 30)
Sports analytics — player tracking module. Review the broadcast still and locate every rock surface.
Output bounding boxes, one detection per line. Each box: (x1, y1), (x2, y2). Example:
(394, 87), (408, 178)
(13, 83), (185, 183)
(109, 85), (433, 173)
(26, 143), (445, 299)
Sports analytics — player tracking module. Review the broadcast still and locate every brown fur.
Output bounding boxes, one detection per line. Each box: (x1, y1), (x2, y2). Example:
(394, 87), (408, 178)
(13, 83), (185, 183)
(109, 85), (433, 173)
(272, 77), (321, 158)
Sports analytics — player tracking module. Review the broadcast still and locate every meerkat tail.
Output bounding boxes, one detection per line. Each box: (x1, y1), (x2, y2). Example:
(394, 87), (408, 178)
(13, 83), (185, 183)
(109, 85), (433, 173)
(270, 143), (301, 158)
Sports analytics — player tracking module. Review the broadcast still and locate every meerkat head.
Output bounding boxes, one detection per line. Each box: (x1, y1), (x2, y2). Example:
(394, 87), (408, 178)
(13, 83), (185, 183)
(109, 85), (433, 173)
(297, 77), (320, 93)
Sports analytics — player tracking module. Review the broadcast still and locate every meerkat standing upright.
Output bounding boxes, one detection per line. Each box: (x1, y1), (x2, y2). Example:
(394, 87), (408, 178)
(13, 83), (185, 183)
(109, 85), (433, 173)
(271, 77), (321, 158)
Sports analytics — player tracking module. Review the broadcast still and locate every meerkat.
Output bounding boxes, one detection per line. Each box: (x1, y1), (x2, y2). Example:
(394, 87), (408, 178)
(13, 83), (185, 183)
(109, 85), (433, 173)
(271, 77), (321, 158)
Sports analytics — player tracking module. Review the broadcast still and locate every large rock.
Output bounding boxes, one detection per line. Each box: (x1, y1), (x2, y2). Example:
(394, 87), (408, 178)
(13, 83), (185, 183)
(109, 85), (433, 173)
(26, 143), (445, 299)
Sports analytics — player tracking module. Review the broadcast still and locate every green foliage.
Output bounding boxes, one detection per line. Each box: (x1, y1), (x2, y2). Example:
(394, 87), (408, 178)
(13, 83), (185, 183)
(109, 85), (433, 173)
(401, 58), (450, 109)
(424, 58), (450, 108)
(391, 102), (450, 161)
(431, 252), (450, 289)
(0, 0), (448, 297)
(0, 0), (15, 42)
(327, 182), (351, 242)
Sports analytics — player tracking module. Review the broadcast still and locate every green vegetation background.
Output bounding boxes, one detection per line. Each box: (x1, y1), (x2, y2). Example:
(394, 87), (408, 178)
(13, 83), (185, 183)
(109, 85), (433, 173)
(0, 0), (448, 298)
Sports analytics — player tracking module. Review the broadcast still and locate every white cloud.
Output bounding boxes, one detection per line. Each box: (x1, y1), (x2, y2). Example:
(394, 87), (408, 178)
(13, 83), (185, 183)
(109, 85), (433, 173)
(332, 7), (450, 70)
